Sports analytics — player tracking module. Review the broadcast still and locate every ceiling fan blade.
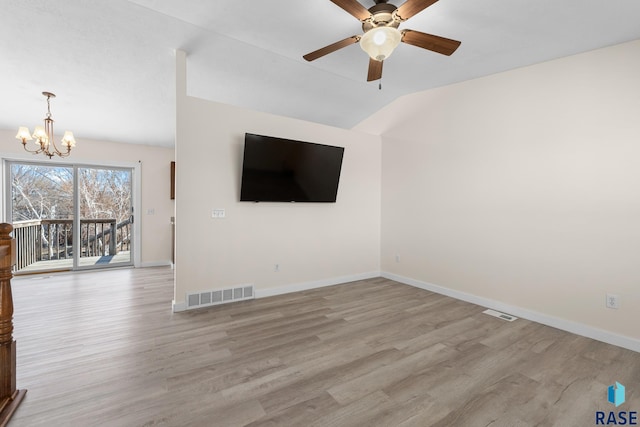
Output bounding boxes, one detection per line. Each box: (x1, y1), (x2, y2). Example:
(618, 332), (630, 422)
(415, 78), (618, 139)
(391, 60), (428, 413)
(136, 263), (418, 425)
(329, 0), (371, 21)
(367, 58), (383, 82)
(303, 36), (361, 61)
(401, 29), (461, 56)
(396, 0), (439, 20)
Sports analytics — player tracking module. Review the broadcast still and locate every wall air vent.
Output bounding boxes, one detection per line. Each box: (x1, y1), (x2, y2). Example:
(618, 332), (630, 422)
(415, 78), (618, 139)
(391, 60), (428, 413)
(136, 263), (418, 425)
(186, 285), (254, 310)
(482, 309), (518, 322)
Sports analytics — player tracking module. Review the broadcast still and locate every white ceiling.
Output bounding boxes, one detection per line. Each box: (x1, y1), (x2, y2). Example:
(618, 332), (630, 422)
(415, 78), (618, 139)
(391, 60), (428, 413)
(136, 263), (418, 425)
(1, 0), (639, 148)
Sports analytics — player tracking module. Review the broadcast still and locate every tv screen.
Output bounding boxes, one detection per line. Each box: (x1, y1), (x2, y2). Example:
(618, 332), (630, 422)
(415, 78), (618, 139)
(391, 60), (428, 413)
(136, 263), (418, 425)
(240, 133), (345, 202)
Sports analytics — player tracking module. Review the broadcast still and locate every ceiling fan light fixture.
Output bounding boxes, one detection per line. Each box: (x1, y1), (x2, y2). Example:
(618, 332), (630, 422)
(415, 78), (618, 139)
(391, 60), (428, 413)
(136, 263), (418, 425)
(360, 26), (401, 61)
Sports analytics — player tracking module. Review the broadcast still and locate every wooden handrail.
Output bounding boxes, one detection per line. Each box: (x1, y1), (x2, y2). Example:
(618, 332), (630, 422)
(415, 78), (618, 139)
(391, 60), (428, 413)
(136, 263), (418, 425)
(0, 223), (27, 425)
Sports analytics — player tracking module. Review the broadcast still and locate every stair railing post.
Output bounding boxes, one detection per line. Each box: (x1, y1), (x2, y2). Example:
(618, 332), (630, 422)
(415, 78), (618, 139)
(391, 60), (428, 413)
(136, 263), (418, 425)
(0, 223), (27, 426)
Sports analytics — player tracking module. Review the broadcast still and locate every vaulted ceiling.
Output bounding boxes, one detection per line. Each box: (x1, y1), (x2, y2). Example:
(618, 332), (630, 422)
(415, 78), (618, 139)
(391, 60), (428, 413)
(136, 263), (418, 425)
(1, 0), (639, 147)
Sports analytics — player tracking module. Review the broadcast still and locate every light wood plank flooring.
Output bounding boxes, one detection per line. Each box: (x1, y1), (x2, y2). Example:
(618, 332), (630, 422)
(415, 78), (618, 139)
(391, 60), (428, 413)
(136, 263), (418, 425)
(9, 267), (640, 426)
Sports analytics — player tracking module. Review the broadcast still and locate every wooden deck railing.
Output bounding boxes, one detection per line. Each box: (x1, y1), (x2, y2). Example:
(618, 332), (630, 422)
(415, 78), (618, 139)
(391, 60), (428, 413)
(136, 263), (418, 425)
(0, 223), (27, 424)
(11, 218), (131, 271)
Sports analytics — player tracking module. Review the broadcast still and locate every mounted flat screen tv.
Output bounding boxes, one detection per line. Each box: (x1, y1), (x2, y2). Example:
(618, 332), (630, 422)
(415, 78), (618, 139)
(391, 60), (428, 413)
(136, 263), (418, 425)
(240, 133), (345, 203)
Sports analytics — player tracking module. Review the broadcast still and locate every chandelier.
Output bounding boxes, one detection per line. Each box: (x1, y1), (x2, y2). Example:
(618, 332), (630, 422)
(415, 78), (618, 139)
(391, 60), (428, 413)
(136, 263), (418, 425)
(15, 91), (76, 159)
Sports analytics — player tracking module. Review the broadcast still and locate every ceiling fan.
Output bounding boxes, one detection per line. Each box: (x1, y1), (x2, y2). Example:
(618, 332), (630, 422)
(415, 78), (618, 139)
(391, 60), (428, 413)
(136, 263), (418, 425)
(303, 0), (461, 82)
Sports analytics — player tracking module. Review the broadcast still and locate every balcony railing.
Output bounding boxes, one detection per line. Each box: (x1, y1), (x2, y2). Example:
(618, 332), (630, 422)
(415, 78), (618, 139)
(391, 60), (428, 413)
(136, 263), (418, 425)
(11, 218), (131, 271)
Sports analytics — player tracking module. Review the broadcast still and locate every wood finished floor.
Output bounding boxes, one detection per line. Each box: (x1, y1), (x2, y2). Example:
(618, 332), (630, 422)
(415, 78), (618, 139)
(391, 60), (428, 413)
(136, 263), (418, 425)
(9, 267), (640, 426)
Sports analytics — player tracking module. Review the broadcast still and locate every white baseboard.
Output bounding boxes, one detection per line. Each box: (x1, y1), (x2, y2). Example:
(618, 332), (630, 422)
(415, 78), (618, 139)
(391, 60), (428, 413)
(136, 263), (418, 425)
(172, 271), (381, 312)
(255, 271), (381, 299)
(382, 271), (640, 354)
(140, 260), (173, 268)
(172, 300), (187, 312)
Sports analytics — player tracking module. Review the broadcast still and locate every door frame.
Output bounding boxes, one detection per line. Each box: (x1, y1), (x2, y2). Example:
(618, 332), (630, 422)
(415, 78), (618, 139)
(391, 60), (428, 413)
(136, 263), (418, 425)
(1, 154), (141, 271)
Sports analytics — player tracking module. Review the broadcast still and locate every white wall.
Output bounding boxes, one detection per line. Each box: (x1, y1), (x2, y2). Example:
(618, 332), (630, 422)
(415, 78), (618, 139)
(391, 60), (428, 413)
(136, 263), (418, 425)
(0, 129), (175, 266)
(357, 40), (640, 345)
(174, 54), (381, 307)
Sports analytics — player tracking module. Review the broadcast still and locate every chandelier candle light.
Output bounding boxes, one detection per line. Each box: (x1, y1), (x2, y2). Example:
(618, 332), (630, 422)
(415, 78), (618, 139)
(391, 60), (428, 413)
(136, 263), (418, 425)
(15, 91), (76, 159)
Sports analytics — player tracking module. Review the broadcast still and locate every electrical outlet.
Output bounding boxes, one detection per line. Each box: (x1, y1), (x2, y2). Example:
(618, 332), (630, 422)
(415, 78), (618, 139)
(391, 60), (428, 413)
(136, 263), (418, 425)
(606, 293), (620, 309)
(274, 264), (280, 272)
(395, 254), (400, 263)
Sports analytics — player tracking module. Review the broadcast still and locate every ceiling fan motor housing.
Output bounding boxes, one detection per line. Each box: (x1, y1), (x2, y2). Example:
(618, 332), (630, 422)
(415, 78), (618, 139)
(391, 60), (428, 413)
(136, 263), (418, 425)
(363, 3), (401, 32)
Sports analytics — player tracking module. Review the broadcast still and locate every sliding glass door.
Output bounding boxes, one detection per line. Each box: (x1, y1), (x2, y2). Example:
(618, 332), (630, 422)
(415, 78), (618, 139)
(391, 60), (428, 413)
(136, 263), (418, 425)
(7, 161), (134, 273)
